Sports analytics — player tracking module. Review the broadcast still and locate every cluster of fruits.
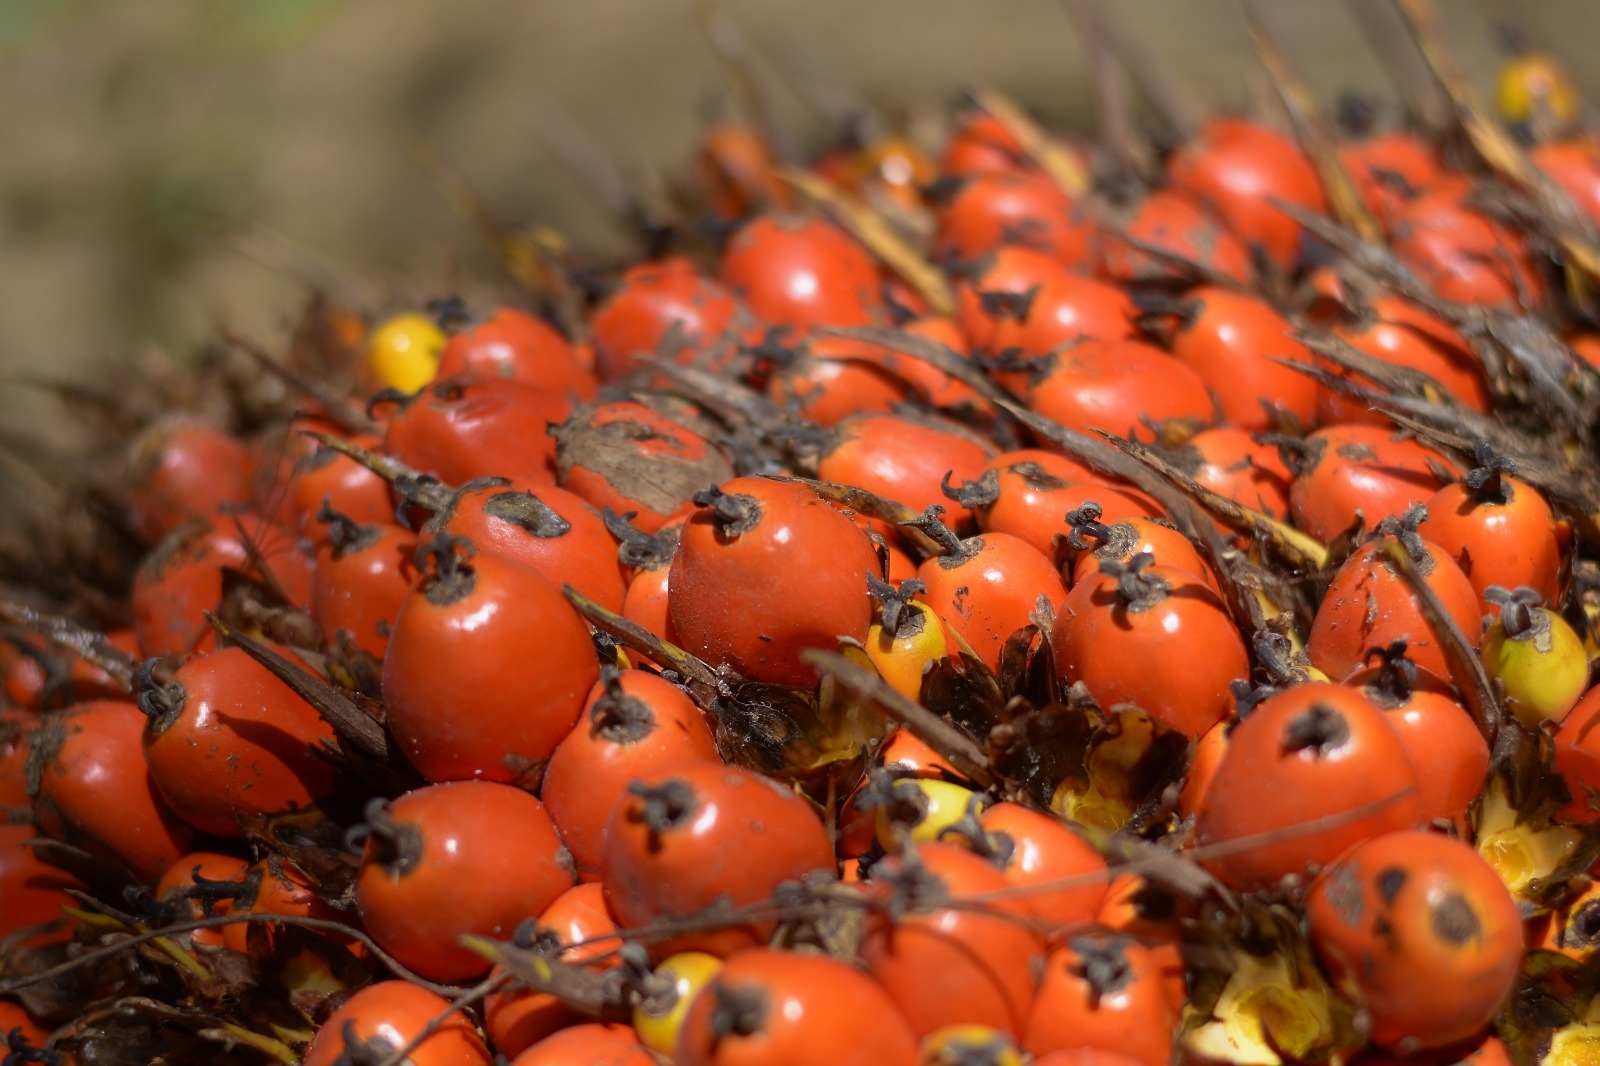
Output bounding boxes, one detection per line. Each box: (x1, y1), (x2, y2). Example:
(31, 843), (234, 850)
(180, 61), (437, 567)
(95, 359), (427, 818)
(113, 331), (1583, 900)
(8, 5), (1600, 1065)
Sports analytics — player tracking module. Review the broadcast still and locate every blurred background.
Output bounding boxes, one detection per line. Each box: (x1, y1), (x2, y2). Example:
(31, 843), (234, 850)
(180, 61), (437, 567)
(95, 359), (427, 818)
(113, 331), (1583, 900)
(0, 0), (1594, 499)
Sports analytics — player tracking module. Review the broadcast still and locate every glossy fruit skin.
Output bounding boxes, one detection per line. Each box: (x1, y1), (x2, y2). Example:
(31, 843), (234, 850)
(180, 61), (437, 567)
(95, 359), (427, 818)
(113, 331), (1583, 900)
(383, 548), (598, 784)
(1289, 425), (1457, 543)
(310, 520), (416, 659)
(1023, 931), (1177, 1066)
(1390, 183), (1546, 311)
(511, 1022), (656, 1066)
(853, 134), (936, 211)
(603, 762), (834, 959)
(954, 247), (1136, 360)
(917, 531), (1067, 674)
(1176, 720), (1232, 823)
(434, 306), (596, 400)
(1096, 190), (1254, 288)
(380, 375), (572, 488)
(1093, 875), (1189, 1012)
(818, 412), (995, 519)
(542, 671), (721, 881)
(1306, 830), (1523, 1050)
(156, 851), (250, 949)
(1026, 338), (1214, 443)
(484, 882), (622, 1057)
(933, 170), (1095, 266)
(1167, 118), (1327, 272)
(1065, 516), (1213, 591)
(0, 822), (83, 947)
(355, 781), (574, 982)
(1194, 682), (1421, 892)
(1322, 314), (1491, 425)
(1308, 533), (1482, 683)
(30, 700), (192, 882)
(1167, 287), (1319, 430)
(132, 516), (315, 659)
(976, 802), (1109, 928)
(883, 316), (991, 415)
(303, 980), (492, 1066)
(634, 951), (725, 1056)
(961, 453), (1155, 566)
(941, 110), (1029, 178)
(428, 478), (627, 614)
(220, 858), (347, 956)
(591, 257), (746, 382)
(860, 842), (1046, 1039)
(142, 646), (337, 837)
(1178, 427), (1293, 520)
(126, 418), (256, 545)
(1053, 559), (1247, 738)
(622, 547), (678, 655)
(555, 399), (734, 534)
(1338, 132), (1443, 228)
(675, 948), (919, 1066)
(698, 122), (793, 219)
(1534, 140), (1600, 230)
(720, 214), (884, 331)
(669, 477), (879, 688)
(765, 332), (909, 426)
(1417, 474), (1561, 610)
(880, 728), (962, 780)
(281, 432), (395, 546)
(1347, 662), (1489, 835)
(366, 311), (446, 393)
(1553, 686), (1600, 823)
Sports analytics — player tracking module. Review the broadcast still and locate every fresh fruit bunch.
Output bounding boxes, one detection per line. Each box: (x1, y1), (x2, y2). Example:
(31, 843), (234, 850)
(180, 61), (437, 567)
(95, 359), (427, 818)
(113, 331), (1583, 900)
(7, 4), (1600, 1065)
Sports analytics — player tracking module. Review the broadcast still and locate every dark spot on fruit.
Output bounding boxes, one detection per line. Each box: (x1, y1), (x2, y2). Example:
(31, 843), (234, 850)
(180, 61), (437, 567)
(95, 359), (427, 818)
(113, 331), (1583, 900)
(1431, 893), (1482, 946)
(1336, 443), (1377, 462)
(1321, 863), (1364, 926)
(1566, 900), (1600, 948)
(1375, 866), (1406, 905)
(1280, 703), (1350, 757)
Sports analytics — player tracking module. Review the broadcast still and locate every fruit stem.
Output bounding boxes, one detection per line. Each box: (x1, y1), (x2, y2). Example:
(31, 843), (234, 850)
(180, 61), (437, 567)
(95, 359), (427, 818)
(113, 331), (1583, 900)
(415, 532), (477, 606)
(345, 798), (424, 877)
(867, 573), (928, 638)
(133, 658), (186, 735)
(1361, 640), (1418, 707)
(941, 468), (1000, 510)
(317, 499), (378, 557)
(692, 486), (762, 537)
(1100, 551), (1169, 612)
(900, 505), (968, 560)
(1462, 441), (1516, 505)
(629, 778), (697, 842)
(1485, 585), (1547, 641)
(1375, 504), (1431, 569)
(602, 508), (678, 570)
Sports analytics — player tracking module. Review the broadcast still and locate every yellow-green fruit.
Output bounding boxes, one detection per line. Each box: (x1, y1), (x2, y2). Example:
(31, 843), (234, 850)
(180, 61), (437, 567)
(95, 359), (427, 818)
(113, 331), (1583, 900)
(632, 950), (723, 1056)
(1495, 53), (1579, 127)
(366, 311), (445, 392)
(1482, 601), (1588, 729)
(875, 778), (979, 850)
(918, 1024), (1023, 1066)
(865, 600), (948, 702)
